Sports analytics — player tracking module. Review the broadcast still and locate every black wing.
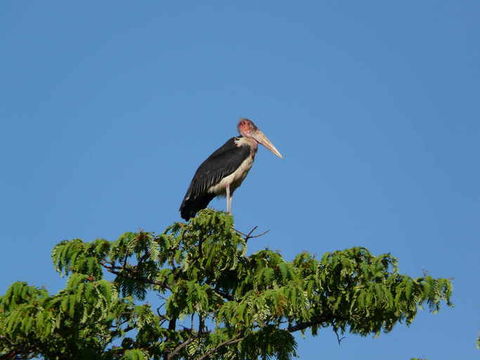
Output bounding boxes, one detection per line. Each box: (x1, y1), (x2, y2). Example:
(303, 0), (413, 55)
(180, 137), (250, 220)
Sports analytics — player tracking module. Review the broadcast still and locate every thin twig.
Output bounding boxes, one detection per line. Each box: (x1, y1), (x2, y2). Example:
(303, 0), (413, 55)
(235, 226), (257, 239)
(235, 226), (270, 242)
(334, 329), (346, 345)
(247, 229), (270, 240)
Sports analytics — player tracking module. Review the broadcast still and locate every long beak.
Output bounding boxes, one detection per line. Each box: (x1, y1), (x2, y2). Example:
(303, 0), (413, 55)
(252, 130), (283, 158)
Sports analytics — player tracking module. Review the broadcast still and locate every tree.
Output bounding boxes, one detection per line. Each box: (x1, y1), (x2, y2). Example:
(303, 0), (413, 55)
(0, 210), (452, 360)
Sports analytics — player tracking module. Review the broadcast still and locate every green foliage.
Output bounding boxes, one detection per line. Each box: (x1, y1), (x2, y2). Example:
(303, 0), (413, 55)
(0, 210), (452, 359)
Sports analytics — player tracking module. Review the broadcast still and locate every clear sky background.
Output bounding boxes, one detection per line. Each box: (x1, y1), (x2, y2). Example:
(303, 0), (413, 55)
(1, 1), (479, 359)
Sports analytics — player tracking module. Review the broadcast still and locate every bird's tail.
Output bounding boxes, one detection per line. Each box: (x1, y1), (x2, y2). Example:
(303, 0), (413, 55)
(179, 192), (216, 221)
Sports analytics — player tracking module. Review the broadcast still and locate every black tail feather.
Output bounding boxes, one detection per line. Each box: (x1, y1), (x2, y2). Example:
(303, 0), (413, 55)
(179, 193), (216, 221)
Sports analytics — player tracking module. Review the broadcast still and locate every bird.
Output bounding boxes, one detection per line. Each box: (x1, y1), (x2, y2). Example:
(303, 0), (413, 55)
(180, 118), (283, 221)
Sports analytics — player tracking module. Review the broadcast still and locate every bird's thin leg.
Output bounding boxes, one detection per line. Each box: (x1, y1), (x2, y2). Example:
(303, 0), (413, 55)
(226, 184), (232, 214)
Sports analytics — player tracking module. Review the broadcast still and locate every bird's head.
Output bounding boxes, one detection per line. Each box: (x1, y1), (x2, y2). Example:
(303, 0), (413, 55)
(237, 118), (283, 158)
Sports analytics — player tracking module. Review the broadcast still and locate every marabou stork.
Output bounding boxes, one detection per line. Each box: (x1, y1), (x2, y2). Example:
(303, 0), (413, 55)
(180, 118), (283, 220)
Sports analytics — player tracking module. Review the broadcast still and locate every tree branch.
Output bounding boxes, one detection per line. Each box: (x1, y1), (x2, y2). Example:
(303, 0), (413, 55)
(100, 260), (171, 290)
(287, 314), (330, 333)
(167, 336), (197, 360)
(196, 336), (244, 360)
(213, 287), (234, 301)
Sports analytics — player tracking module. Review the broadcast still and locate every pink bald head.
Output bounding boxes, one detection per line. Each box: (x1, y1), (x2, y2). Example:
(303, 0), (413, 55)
(237, 118), (258, 137)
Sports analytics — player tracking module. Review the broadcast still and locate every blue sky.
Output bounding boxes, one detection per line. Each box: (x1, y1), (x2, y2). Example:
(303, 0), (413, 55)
(1, 1), (479, 359)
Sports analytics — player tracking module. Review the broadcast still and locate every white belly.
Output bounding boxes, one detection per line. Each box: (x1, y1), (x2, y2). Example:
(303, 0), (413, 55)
(208, 155), (254, 195)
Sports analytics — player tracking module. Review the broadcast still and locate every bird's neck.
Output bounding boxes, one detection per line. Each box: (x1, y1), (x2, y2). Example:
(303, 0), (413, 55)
(236, 136), (258, 155)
